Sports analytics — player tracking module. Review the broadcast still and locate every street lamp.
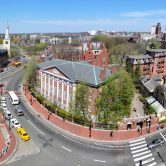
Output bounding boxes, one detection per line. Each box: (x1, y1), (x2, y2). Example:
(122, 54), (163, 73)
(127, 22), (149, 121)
(30, 92), (33, 105)
(89, 120), (92, 137)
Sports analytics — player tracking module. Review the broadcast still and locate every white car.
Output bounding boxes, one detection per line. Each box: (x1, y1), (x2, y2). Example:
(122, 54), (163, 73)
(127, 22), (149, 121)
(1, 97), (6, 104)
(5, 110), (13, 120)
(1, 103), (7, 111)
(10, 118), (21, 129)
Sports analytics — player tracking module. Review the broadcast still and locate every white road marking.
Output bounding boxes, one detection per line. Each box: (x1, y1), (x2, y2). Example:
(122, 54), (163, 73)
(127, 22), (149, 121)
(130, 140), (146, 147)
(134, 153), (152, 162)
(134, 158), (155, 166)
(160, 132), (166, 141)
(62, 146), (71, 152)
(133, 150), (151, 157)
(130, 144), (147, 150)
(94, 159), (106, 163)
(131, 147), (148, 154)
(146, 162), (157, 166)
(129, 138), (145, 143)
(28, 120), (45, 135)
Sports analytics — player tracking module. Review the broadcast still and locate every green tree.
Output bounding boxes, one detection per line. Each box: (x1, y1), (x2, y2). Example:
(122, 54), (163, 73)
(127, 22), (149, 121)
(133, 63), (141, 84)
(96, 70), (134, 123)
(74, 82), (90, 119)
(23, 55), (38, 89)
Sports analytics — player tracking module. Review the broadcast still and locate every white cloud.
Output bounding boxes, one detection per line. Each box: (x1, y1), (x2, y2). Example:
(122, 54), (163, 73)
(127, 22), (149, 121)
(121, 9), (166, 17)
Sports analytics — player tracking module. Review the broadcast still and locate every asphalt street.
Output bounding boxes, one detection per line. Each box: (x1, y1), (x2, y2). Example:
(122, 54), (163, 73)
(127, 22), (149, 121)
(2, 68), (166, 166)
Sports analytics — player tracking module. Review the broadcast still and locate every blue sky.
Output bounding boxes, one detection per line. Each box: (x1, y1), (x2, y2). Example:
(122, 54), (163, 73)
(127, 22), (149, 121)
(1, 0), (166, 33)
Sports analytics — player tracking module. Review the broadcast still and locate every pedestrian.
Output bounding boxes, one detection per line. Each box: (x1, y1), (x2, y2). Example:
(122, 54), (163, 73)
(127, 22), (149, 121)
(110, 131), (113, 137)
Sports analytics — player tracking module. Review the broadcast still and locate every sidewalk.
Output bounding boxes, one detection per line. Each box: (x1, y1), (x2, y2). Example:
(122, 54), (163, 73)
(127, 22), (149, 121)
(0, 114), (17, 165)
(22, 89), (162, 142)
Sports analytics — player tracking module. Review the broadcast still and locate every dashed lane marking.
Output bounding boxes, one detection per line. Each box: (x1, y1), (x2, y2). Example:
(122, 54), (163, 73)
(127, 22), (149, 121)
(28, 120), (45, 136)
(94, 159), (106, 163)
(62, 146), (71, 152)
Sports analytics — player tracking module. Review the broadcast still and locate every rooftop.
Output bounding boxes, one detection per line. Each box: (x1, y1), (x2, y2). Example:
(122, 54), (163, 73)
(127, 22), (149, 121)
(37, 59), (112, 87)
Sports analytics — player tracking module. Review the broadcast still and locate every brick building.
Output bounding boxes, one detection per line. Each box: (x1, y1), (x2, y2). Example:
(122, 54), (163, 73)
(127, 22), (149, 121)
(126, 49), (166, 78)
(36, 59), (111, 113)
(82, 42), (108, 68)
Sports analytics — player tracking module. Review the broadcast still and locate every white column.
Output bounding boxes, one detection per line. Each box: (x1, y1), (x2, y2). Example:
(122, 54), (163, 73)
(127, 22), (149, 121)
(48, 76), (50, 100)
(57, 79), (59, 100)
(40, 71), (43, 93)
(44, 74), (47, 97)
(62, 81), (64, 105)
(66, 83), (69, 108)
(52, 77), (55, 103)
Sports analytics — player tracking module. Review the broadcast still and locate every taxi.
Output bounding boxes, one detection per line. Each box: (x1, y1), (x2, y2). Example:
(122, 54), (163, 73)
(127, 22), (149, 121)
(17, 128), (30, 141)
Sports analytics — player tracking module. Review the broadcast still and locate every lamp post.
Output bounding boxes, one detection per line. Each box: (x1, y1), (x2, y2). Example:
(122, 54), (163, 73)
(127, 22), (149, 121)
(23, 84), (27, 95)
(30, 92), (33, 105)
(89, 120), (92, 137)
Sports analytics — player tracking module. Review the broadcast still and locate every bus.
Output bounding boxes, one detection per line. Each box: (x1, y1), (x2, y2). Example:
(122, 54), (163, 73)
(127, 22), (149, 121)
(8, 91), (19, 105)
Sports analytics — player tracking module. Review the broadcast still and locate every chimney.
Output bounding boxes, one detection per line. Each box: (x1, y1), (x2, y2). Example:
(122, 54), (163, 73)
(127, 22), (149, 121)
(100, 67), (106, 81)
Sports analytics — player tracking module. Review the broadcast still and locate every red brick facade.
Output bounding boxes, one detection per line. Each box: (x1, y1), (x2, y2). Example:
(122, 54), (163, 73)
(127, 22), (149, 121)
(82, 43), (108, 68)
(127, 49), (166, 78)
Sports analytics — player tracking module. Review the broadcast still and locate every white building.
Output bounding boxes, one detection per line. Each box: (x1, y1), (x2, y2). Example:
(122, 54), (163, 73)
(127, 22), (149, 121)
(151, 26), (156, 35)
(0, 24), (10, 55)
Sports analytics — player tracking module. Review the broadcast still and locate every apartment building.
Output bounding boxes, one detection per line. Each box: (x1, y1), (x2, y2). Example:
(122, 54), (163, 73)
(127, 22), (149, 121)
(126, 49), (166, 78)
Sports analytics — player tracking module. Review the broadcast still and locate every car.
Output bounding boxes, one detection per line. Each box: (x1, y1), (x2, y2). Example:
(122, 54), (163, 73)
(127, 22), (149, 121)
(1, 97), (6, 104)
(4, 110), (13, 120)
(17, 128), (30, 141)
(10, 118), (21, 129)
(1, 103), (7, 111)
(147, 137), (164, 149)
(14, 108), (24, 116)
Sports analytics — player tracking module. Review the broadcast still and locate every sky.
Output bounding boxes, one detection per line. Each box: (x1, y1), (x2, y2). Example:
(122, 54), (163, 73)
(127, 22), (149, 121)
(1, 0), (166, 33)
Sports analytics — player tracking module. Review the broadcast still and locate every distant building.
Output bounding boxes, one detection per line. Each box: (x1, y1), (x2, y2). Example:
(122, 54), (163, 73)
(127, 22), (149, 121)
(0, 24), (10, 56)
(36, 59), (112, 113)
(82, 42), (108, 68)
(151, 23), (162, 37)
(126, 49), (166, 78)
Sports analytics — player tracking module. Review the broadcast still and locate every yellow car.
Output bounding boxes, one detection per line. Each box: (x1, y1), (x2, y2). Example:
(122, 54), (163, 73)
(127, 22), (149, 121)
(17, 128), (30, 141)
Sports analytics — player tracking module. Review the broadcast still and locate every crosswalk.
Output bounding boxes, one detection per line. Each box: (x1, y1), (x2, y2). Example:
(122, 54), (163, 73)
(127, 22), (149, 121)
(129, 138), (157, 166)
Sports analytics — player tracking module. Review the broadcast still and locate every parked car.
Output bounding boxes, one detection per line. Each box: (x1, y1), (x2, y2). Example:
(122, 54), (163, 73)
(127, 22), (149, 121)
(10, 118), (21, 129)
(1, 103), (7, 111)
(5, 110), (13, 120)
(147, 137), (164, 149)
(1, 97), (6, 104)
(17, 128), (30, 141)
(14, 108), (24, 116)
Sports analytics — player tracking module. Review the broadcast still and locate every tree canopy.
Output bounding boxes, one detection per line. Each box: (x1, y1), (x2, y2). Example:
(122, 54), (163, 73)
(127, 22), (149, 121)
(96, 70), (134, 124)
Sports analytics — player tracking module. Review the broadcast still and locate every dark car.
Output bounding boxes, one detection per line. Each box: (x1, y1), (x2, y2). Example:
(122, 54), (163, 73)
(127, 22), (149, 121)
(147, 137), (164, 149)
(14, 108), (24, 116)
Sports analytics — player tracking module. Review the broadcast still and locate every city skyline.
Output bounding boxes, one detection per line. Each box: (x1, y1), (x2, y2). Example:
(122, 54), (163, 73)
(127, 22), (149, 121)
(1, 0), (166, 33)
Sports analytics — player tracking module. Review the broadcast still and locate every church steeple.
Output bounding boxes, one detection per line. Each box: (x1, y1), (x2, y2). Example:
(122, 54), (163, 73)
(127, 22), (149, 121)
(5, 24), (9, 39)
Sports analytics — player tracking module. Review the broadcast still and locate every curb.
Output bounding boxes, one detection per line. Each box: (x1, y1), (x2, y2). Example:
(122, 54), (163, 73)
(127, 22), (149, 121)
(20, 87), (166, 144)
(0, 129), (19, 165)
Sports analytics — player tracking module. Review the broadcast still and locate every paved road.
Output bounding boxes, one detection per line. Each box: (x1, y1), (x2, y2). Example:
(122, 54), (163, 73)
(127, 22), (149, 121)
(3, 69), (133, 166)
(3, 68), (166, 166)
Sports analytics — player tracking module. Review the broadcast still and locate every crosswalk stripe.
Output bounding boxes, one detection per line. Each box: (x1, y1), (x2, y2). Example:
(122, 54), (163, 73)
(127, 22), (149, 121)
(134, 153), (152, 162)
(129, 138), (145, 143)
(146, 162), (156, 166)
(130, 144), (147, 150)
(131, 147), (148, 154)
(130, 141), (146, 147)
(133, 150), (151, 157)
(134, 158), (155, 166)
